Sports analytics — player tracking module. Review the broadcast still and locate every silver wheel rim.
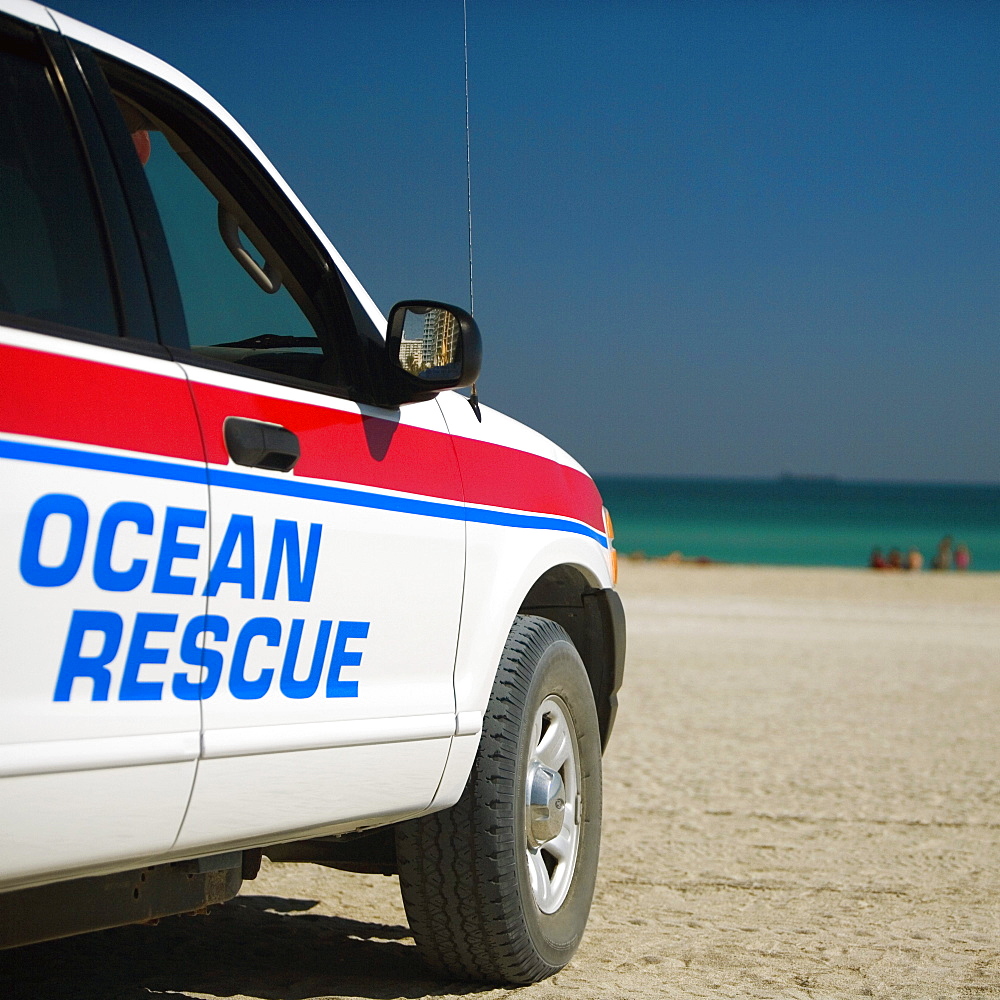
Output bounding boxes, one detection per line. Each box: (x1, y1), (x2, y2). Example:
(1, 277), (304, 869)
(524, 693), (580, 914)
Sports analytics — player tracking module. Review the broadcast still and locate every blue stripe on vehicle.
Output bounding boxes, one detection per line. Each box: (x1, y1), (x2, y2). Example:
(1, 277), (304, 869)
(0, 438), (609, 547)
(0, 438), (208, 484)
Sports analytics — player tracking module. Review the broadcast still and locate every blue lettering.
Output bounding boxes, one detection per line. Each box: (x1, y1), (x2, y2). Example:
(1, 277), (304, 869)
(280, 619), (331, 699)
(152, 507), (205, 595)
(229, 616), (279, 699)
(263, 521), (322, 601)
(51, 609), (370, 704)
(120, 613), (177, 700)
(21, 494), (89, 587)
(174, 614), (229, 700)
(53, 610), (122, 701)
(93, 502), (154, 592)
(326, 620), (368, 698)
(205, 515), (255, 599)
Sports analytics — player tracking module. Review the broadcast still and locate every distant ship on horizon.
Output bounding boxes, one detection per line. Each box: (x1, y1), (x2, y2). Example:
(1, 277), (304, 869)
(778, 471), (841, 483)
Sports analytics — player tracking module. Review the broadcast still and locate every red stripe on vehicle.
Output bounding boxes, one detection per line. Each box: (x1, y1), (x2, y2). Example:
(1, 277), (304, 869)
(3, 342), (605, 533)
(0, 342), (204, 462)
(186, 380), (466, 503)
(450, 435), (605, 533)
(188, 381), (605, 532)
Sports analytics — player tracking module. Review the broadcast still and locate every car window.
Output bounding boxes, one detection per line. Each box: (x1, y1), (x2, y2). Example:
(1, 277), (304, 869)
(110, 90), (339, 388)
(0, 42), (118, 336)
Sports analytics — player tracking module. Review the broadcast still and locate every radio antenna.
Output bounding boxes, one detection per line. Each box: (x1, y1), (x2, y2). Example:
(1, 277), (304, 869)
(463, 0), (482, 420)
(463, 0), (474, 315)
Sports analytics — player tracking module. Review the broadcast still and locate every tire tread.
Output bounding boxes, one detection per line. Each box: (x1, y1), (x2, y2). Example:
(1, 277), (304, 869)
(395, 616), (583, 983)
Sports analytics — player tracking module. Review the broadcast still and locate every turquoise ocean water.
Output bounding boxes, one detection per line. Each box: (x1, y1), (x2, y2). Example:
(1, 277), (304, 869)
(595, 477), (1000, 572)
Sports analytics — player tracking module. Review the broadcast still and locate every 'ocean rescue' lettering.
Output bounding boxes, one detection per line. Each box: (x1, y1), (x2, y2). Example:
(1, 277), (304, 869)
(17, 494), (368, 703)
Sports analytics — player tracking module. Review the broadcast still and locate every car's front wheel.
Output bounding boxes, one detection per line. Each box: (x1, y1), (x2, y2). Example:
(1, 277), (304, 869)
(395, 615), (602, 984)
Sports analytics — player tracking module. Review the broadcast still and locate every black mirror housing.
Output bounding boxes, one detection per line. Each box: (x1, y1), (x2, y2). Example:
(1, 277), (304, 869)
(384, 300), (482, 404)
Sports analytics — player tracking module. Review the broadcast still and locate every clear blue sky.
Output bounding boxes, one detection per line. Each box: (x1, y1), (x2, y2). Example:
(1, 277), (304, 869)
(53, 0), (998, 482)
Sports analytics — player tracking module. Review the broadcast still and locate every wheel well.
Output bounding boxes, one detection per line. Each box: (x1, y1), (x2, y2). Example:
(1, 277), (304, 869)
(519, 565), (624, 751)
(262, 569), (626, 876)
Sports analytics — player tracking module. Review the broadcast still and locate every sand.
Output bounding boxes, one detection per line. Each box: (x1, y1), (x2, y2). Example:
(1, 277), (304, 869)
(4, 561), (1000, 999)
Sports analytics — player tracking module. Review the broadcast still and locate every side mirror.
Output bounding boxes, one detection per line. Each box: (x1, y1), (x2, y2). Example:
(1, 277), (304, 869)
(385, 300), (482, 401)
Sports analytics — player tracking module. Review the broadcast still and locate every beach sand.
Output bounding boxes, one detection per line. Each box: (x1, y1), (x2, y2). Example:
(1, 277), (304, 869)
(5, 562), (1000, 999)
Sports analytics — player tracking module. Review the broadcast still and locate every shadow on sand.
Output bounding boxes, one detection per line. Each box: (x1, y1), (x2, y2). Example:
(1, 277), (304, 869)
(0, 894), (498, 1000)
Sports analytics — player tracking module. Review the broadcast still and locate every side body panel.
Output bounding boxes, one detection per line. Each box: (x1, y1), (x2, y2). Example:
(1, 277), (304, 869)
(0, 331), (205, 889)
(173, 367), (465, 848)
(430, 391), (614, 810)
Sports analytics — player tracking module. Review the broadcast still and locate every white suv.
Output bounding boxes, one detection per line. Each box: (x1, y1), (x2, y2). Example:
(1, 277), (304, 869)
(0, 2), (625, 984)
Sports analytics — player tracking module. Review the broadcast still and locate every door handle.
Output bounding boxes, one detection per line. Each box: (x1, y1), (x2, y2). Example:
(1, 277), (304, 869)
(224, 417), (300, 472)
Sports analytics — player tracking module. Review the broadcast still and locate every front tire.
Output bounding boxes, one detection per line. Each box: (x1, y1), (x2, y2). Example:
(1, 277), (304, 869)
(395, 615), (602, 984)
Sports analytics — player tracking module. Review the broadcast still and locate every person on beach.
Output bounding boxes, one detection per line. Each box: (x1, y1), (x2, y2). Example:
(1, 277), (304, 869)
(954, 543), (971, 571)
(931, 535), (953, 570)
(887, 548), (903, 570)
(906, 547), (923, 571)
(869, 547), (887, 569)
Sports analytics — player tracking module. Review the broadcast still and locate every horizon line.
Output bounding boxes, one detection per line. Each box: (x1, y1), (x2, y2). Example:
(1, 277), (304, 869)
(591, 473), (1000, 488)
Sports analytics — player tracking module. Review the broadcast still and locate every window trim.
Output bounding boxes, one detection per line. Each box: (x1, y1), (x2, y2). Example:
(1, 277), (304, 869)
(80, 47), (377, 404)
(0, 17), (145, 345)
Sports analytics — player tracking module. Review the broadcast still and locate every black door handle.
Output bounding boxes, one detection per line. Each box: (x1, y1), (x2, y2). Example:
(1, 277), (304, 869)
(224, 417), (300, 472)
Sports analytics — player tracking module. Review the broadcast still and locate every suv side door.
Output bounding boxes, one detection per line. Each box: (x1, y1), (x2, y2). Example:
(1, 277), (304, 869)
(76, 44), (468, 849)
(0, 18), (204, 888)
